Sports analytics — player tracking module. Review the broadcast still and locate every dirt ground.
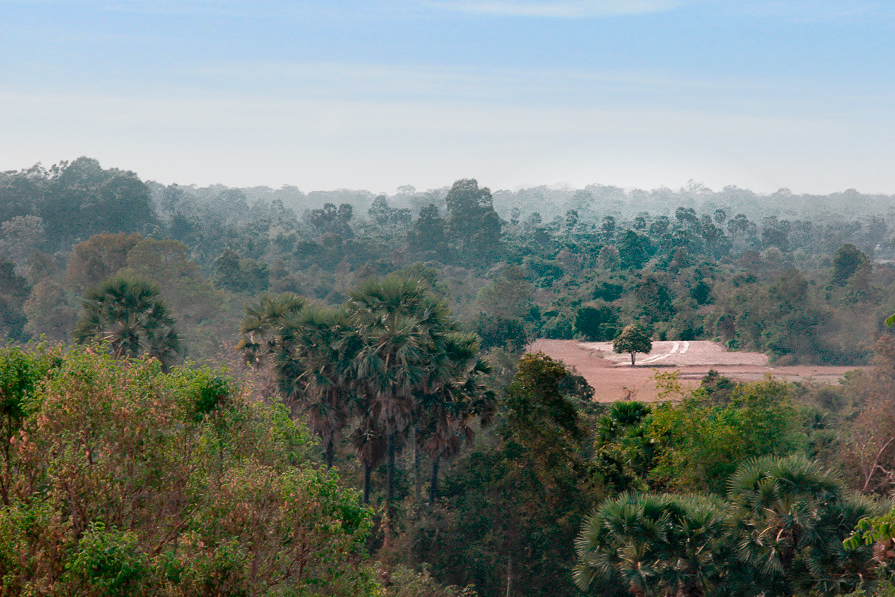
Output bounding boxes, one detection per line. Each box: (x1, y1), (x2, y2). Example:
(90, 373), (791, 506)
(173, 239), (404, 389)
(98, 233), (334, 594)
(528, 339), (867, 402)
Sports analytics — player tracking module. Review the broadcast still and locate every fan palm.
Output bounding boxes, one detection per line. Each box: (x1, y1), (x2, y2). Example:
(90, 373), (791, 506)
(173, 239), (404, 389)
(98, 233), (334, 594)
(725, 454), (878, 596)
(791, 493), (885, 596)
(73, 276), (181, 370)
(346, 274), (458, 504)
(353, 310), (430, 504)
(274, 305), (358, 468)
(574, 492), (728, 597)
(236, 292), (305, 367)
(416, 333), (494, 505)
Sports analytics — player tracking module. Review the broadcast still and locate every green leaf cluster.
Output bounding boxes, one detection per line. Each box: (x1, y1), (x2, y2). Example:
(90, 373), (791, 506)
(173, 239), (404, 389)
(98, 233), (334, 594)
(648, 379), (801, 493)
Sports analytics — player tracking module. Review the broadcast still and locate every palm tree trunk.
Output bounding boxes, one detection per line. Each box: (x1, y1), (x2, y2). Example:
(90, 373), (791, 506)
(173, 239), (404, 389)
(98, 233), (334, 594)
(429, 455), (440, 506)
(325, 438), (334, 469)
(362, 461), (371, 504)
(506, 555), (513, 597)
(386, 432), (396, 504)
(413, 425), (422, 503)
(0, 416), (10, 506)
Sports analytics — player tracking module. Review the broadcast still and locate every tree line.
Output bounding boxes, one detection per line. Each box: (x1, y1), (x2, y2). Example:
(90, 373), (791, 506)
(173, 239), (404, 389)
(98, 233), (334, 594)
(3, 158), (895, 368)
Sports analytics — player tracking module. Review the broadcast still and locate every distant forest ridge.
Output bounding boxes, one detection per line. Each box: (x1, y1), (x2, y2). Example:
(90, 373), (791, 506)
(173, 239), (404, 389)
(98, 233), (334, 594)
(3, 156), (893, 229)
(157, 176), (894, 224)
(1, 156), (894, 369)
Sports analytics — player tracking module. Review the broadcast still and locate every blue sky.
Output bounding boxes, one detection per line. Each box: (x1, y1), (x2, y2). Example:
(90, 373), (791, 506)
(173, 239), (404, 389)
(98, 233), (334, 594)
(1, 0), (894, 194)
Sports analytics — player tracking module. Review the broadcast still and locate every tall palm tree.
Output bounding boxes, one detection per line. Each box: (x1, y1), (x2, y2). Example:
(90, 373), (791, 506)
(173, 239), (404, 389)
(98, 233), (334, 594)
(73, 275), (181, 370)
(727, 454), (842, 595)
(794, 492), (885, 596)
(236, 292), (305, 367)
(274, 305), (358, 469)
(350, 414), (387, 504)
(417, 333), (494, 505)
(346, 274), (458, 505)
(354, 310), (430, 504)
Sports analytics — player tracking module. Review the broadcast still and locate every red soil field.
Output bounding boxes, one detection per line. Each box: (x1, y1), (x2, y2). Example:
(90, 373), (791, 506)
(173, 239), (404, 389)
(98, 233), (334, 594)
(528, 339), (866, 403)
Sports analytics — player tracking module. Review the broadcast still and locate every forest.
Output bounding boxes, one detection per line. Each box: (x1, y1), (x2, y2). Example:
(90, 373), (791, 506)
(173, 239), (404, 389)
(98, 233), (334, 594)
(3, 157), (895, 595)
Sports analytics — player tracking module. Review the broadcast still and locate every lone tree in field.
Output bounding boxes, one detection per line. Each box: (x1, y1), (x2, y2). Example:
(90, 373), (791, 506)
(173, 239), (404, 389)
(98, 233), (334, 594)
(613, 324), (652, 365)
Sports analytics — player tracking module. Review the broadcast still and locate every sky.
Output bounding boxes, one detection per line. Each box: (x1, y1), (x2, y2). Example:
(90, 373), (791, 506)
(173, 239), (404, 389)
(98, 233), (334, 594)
(1, 0), (894, 195)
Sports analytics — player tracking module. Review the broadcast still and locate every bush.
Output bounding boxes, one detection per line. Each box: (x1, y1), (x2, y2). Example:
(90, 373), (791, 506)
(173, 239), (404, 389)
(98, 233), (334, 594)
(0, 348), (378, 596)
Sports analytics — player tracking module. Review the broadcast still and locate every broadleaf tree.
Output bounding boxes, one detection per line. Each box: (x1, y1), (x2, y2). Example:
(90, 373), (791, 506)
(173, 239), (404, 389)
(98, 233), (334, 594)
(613, 323), (652, 365)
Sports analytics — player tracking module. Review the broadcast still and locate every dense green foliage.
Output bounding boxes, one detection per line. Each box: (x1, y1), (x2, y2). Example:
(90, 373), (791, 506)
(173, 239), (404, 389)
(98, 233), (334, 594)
(8, 158), (895, 595)
(0, 347), (379, 596)
(398, 353), (600, 596)
(576, 458), (884, 597)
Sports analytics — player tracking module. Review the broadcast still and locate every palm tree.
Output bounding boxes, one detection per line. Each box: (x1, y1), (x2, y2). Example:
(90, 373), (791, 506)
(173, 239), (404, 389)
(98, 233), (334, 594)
(354, 310), (429, 504)
(236, 292), (305, 367)
(274, 305), (358, 469)
(350, 414), (387, 504)
(726, 454), (880, 596)
(346, 274), (458, 505)
(661, 494), (730, 597)
(795, 493), (885, 596)
(575, 492), (671, 597)
(576, 458), (881, 597)
(574, 492), (728, 597)
(417, 333), (494, 505)
(73, 275), (181, 370)
(727, 454), (841, 594)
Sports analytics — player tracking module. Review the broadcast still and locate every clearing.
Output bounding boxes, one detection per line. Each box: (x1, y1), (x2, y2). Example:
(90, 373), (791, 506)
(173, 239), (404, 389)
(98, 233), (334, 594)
(528, 339), (865, 402)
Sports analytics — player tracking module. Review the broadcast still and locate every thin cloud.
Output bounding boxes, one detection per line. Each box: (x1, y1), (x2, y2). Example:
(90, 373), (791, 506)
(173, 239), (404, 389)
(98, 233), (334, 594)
(0, 0), (327, 18)
(722, 0), (891, 22)
(424, 0), (684, 18)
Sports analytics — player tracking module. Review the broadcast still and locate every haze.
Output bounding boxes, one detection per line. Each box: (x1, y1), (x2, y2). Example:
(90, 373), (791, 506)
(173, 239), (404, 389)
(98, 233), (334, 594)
(2, 0), (894, 194)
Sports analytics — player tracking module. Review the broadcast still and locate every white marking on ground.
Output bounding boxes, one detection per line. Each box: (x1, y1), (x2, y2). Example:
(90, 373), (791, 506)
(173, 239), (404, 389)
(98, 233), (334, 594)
(639, 352), (674, 364)
(569, 340), (771, 367)
(638, 342), (679, 364)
